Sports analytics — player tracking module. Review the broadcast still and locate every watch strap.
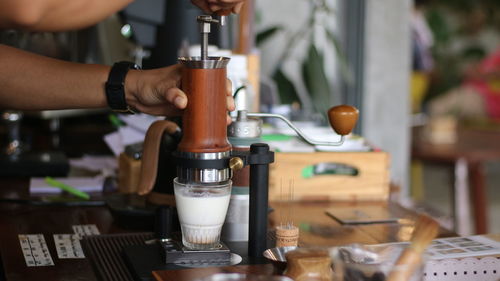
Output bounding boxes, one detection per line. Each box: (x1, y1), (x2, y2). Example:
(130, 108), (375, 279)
(105, 61), (140, 113)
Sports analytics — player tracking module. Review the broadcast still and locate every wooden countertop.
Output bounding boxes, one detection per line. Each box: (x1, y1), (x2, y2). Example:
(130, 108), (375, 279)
(0, 178), (455, 281)
(0, 178), (132, 281)
(153, 201), (455, 281)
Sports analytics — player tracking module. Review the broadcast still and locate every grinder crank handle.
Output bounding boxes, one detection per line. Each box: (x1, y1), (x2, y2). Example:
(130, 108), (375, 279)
(327, 105), (359, 136)
(138, 120), (180, 195)
(246, 105), (359, 147)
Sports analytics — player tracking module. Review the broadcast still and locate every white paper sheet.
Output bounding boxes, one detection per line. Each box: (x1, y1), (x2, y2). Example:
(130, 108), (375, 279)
(103, 120), (149, 156)
(69, 155), (118, 172)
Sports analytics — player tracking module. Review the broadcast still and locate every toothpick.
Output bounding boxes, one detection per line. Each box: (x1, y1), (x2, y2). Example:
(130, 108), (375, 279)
(287, 179), (295, 229)
(280, 178), (283, 228)
(290, 178), (295, 229)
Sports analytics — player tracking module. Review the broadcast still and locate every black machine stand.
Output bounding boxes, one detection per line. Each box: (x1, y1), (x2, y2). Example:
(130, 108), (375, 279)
(247, 143), (274, 258)
(160, 142), (274, 263)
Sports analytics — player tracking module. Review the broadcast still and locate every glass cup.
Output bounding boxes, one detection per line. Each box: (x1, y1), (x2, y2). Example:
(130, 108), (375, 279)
(173, 178), (232, 250)
(331, 244), (425, 281)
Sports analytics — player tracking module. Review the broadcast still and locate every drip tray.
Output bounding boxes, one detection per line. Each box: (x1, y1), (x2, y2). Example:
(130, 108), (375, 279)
(81, 232), (155, 281)
(82, 233), (270, 281)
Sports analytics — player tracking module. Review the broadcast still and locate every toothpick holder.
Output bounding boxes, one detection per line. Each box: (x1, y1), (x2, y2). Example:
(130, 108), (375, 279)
(276, 225), (299, 247)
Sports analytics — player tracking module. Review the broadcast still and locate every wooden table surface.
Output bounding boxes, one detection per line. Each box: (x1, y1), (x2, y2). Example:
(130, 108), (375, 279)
(0, 178), (134, 281)
(153, 202), (455, 281)
(0, 178), (455, 281)
(412, 126), (500, 234)
(412, 126), (500, 163)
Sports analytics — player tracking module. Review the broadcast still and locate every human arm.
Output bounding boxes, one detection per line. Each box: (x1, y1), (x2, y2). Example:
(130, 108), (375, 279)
(0, 44), (235, 118)
(0, 0), (133, 32)
(0, 44), (185, 116)
(191, 0), (245, 14)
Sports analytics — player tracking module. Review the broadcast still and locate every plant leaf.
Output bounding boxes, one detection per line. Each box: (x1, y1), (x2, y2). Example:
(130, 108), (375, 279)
(326, 29), (353, 84)
(272, 68), (301, 104)
(256, 26), (283, 47)
(302, 44), (331, 119)
(426, 9), (452, 50)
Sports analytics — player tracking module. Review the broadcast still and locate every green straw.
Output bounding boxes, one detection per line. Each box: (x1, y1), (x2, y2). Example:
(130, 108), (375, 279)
(108, 114), (125, 128)
(44, 177), (90, 200)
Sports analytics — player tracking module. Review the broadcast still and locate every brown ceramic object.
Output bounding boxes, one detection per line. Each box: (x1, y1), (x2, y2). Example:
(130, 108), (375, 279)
(327, 105), (359, 136)
(138, 120), (179, 195)
(285, 248), (333, 281)
(177, 67), (231, 154)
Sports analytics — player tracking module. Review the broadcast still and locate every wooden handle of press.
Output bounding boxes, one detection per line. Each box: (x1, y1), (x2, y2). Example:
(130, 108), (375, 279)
(328, 105), (359, 136)
(138, 120), (179, 195)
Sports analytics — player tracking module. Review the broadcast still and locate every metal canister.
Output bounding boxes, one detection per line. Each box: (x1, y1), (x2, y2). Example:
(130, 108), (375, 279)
(222, 110), (262, 241)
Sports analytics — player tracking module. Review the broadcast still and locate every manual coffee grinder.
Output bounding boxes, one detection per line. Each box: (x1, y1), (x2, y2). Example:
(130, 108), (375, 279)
(137, 15), (359, 266)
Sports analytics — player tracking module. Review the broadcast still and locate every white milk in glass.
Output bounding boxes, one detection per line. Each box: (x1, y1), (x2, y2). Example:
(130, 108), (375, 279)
(175, 185), (231, 249)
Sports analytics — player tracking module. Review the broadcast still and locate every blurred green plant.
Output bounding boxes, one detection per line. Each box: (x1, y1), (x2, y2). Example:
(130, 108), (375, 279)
(256, 0), (351, 121)
(423, 0), (500, 103)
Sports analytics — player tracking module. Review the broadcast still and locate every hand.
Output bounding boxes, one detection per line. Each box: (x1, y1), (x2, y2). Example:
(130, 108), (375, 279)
(191, 0), (245, 14)
(226, 78), (236, 124)
(125, 64), (235, 124)
(125, 64), (185, 116)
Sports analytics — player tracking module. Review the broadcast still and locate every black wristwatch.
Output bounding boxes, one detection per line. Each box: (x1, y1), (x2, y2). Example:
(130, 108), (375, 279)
(105, 61), (141, 114)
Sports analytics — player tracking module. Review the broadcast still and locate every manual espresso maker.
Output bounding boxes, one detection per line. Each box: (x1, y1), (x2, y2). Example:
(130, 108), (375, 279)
(138, 15), (250, 263)
(136, 15), (359, 265)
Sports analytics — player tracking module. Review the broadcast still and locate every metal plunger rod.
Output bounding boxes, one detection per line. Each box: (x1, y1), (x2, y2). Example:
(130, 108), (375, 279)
(201, 32), (208, 60)
(197, 15), (223, 60)
(197, 15), (211, 60)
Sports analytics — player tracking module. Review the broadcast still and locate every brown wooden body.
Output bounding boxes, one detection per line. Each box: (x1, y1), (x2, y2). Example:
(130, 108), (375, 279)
(178, 67), (231, 153)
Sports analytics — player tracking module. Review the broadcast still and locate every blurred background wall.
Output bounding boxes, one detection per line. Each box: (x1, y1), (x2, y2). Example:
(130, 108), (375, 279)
(362, 0), (412, 197)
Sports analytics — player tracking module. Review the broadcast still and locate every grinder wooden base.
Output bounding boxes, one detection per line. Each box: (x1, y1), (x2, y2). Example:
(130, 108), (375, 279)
(269, 151), (390, 202)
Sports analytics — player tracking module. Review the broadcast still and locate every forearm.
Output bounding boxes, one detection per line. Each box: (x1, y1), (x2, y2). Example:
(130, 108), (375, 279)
(0, 44), (110, 110)
(0, 0), (133, 32)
